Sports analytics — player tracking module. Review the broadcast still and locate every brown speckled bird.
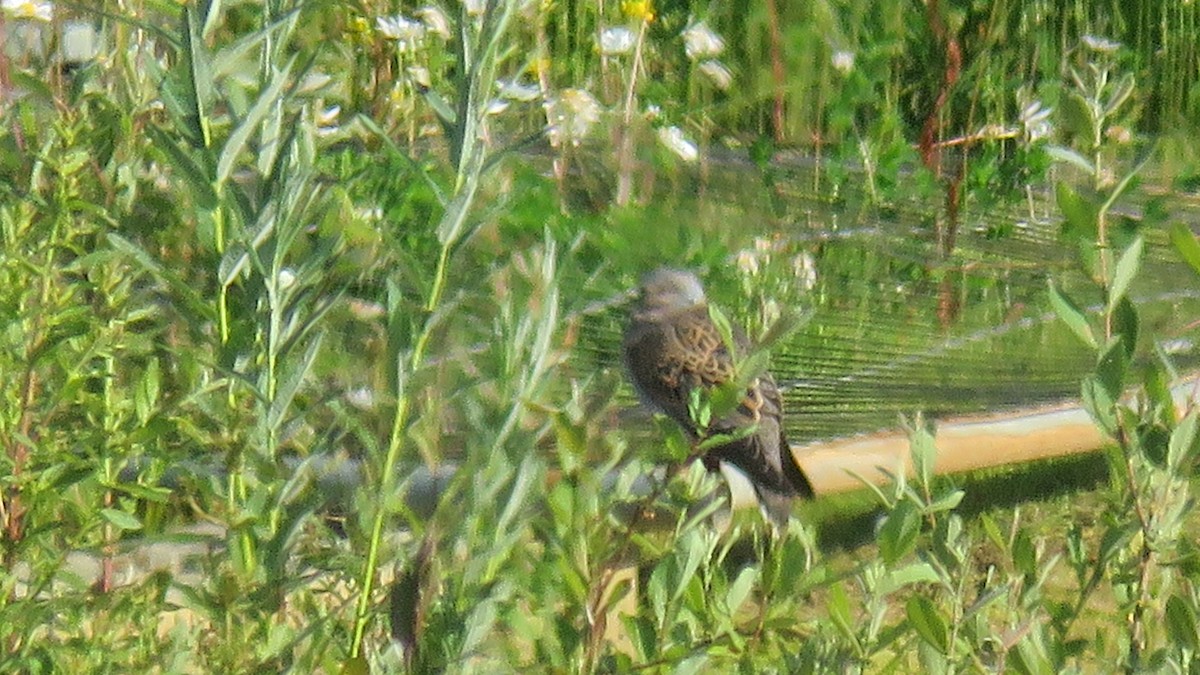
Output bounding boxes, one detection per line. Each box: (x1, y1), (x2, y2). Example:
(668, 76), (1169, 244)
(623, 268), (814, 528)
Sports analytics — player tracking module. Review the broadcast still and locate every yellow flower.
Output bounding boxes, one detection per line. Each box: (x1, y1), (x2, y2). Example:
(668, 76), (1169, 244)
(621, 0), (654, 22)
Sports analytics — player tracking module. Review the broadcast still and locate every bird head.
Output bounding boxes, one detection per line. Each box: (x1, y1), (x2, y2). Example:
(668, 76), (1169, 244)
(634, 268), (708, 315)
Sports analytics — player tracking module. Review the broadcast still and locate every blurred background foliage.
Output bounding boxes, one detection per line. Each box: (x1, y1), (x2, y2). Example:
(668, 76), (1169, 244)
(1, 0), (1200, 672)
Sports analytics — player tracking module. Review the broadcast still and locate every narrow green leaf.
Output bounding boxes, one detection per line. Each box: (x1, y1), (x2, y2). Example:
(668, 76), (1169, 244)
(1046, 146), (1096, 175)
(1166, 594), (1200, 652)
(1111, 296), (1138, 360)
(1169, 411), (1200, 471)
(1107, 236), (1143, 312)
(266, 332), (323, 432)
(1081, 375), (1118, 436)
(906, 595), (949, 654)
(215, 55), (297, 189)
(1170, 223), (1200, 276)
(1095, 336), (1128, 402)
(1048, 281), (1097, 349)
(1103, 74), (1136, 118)
(145, 125), (218, 208)
(101, 508), (143, 531)
(180, 6), (213, 148)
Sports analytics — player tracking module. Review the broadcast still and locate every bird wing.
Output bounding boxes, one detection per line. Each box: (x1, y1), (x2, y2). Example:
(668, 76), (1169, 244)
(624, 306), (813, 501)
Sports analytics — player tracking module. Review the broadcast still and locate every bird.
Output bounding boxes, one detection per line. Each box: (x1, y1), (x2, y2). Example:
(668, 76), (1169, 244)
(622, 267), (814, 529)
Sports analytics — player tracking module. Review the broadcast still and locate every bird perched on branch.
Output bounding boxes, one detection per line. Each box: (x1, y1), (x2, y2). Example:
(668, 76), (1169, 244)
(622, 268), (814, 529)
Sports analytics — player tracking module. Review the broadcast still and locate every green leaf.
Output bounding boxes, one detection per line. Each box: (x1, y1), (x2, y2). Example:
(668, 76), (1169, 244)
(1107, 236), (1143, 312)
(1166, 594), (1200, 653)
(1103, 74), (1136, 118)
(101, 508), (143, 531)
(1059, 90), (1096, 141)
(1012, 528), (1037, 577)
(878, 562), (940, 594)
(1048, 281), (1097, 349)
(827, 582), (858, 646)
(1046, 146), (1096, 175)
(906, 595), (949, 654)
(878, 501), (921, 565)
(180, 6), (213, 148)
(906, 418), (937, 491)
(216, 55), (297, 189)
(146, 125), (218, 209)
(1169, 411), (1200, 471)
(724, 566), (757, 614)
(1056, 182), (1098, 241)
(1095, 336), (1128, 402)
(1170, 223), (1200, 276)
(1111, 296), (1139, 360)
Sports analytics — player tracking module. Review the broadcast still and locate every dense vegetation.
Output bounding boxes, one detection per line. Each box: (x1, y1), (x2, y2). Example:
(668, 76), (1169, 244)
(2, 0), (1200, 671)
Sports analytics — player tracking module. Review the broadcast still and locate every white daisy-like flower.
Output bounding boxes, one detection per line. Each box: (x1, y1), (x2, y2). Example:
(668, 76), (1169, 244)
(544, 88), (601, 147)
(416, 5), (452, 40)
(698, 59), (732, 90)
(831, 50), (855, 74)
(644, 103), (661, 120)
(1081, 34), (1121, 53)
(682, 20), (724, 60)
(2, 0), (52, 22)
(656, 125), (698, 162)
(377, 15), (426, 51)
(599, 26), (636, 56)
(498, 78), (540, 102)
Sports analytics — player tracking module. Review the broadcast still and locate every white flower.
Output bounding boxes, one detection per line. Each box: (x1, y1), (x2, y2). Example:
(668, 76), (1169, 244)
(344, 386), (377, 410)
(498, 78), (540, 102)
(698, 60), (732, 90)
(1019, 99), (1053, 142)
(544, 88), (601, 147)
(599, 26), (636, 56)
(792, 252), (817, 290)
(2, 0), (52, 21)
(682, 20), (724, 60)
(644, 103), (661, 120)
(278, 268), (297, 290)
(656, 125), (698, 162)
(463, 0), (485, 16)
(734, 249), (760, 276)
(1081, 34), (1121, 53)
(416, 5), (452, 39)
(61, 20), (97, 63)
(377, 15), (426, 51)
(831, 50), (855, 74)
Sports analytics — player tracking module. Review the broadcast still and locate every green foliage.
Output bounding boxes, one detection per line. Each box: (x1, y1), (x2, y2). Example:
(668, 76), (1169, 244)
(1, 0), (1198, 672)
